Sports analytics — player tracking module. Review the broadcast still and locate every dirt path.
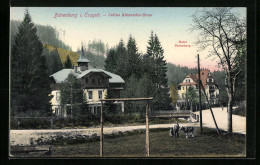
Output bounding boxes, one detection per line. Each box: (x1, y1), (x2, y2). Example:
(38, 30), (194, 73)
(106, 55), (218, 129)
(10, 123), (196, 146)
(193, 107), (246, 134)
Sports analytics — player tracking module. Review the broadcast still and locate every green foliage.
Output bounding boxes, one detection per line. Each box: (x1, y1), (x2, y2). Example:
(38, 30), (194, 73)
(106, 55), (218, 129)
(42, 47), (63, 75)
(64, 55), (73, 68)
(212, 71), (228, 105)
(144, 32), (171, 110)
(104, 33), (171, 111)
(11, 9), (52, 116)
(167, 63), (198, 85)
(186, 87), (199, 104)
(170, 84), (178, 105)
(59, 74), (84, 116)
(10, 20), (72, 51)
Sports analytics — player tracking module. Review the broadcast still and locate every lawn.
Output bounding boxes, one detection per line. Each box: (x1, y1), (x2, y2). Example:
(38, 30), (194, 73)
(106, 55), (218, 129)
(52, 128), (245, 157)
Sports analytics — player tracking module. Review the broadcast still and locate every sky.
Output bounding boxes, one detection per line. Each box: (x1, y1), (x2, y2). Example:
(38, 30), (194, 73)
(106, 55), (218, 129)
(10, 7), (246, 71)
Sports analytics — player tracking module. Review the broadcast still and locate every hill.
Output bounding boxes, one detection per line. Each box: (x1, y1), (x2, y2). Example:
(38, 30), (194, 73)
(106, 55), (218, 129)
(43, 44), (79, 66)
(10, 20), (72, 51)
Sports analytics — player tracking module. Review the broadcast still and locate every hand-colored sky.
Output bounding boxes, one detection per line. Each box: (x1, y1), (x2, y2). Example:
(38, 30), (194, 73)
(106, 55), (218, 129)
(10, 7), (246, 71)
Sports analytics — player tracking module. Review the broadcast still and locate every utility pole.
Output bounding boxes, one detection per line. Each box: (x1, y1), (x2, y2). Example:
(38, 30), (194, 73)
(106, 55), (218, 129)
(197, 54), (203, 133)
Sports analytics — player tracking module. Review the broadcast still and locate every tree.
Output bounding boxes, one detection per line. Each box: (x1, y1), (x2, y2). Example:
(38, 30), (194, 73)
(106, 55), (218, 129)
(126, 35), (142, 79)
(59, 74), (84, 117)
(64, 55), (73, 68)
(170, 84), (178, 105)
(144, 31), (171, 110)
(115, 40), (128, 80)
(11, 9), (52, 116)
(50, 48), (63, 73)
(43, 47), (63, 75)
(104, 48), (117, 73)
(191, 8), (246, 133)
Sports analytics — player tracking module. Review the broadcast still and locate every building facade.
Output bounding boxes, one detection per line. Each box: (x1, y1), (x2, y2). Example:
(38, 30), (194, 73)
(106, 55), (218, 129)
(49, 54), (125, 117)
(177, 69), (219, 108)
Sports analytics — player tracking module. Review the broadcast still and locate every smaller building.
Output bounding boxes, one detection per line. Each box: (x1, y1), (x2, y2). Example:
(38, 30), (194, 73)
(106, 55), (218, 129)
(177, 69), (219, 108)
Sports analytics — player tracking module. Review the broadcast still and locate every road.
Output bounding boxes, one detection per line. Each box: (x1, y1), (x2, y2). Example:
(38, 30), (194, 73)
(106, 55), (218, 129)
(193, 107), (246, 134)
(10, 107), (246, 146)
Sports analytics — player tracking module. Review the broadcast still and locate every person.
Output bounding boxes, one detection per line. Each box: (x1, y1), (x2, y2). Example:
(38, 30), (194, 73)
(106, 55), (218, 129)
(169, 127), (174, 138)
(173, 121), (180, 138)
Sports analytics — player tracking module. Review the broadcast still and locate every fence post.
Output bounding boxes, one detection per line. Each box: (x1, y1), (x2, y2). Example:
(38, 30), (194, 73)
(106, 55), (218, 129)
(100, 101), (103, 157)
(50, 118), (53, 129)
(145, 101), (150, 157)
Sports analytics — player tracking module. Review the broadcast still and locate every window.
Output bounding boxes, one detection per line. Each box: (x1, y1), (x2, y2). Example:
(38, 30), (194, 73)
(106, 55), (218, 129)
(98, 79), (102, 84)
(212, 79), (214, 82)
(92, 79), (96, 83)
(55, 108), (59, 116)
(85, 77), (88, 83)
(98, 91), (102, 99)
(88, 91), (93, 99)
(207, 79), (209, 82)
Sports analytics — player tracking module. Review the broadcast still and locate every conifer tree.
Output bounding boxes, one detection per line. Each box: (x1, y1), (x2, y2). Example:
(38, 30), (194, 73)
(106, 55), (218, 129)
(104, 48), (117, 74)
(126, 35), (142, 79)
(11, 9), (52, 116)
(145, 31), (171, 110)
(64, 55), (73, 68)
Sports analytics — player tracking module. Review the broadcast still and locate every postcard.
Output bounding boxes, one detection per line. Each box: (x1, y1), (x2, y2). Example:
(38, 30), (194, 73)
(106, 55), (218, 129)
(9, 7), (247, 158)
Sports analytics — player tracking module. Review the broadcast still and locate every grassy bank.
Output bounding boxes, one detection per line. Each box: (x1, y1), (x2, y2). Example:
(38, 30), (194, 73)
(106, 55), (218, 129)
(51, 127), (245, 157)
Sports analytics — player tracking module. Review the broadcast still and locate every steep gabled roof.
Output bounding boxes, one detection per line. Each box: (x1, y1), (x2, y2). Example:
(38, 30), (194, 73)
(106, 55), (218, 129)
(50, 68), (125, 84)
(49, 69), (79, 83)
(78, 69), (125, 83)
(179, 69), (214, 88)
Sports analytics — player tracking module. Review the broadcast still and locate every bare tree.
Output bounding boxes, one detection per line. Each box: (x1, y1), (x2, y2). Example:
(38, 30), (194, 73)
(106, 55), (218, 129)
(190, 8), (246, 133)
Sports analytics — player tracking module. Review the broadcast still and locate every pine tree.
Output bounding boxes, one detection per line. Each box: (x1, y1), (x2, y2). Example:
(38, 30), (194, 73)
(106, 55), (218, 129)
(43, 47), (63, 75)
(115, 39), (128, 80)
(11, 9), (52, 116)
(145, 31), (171, 110)
(126, 35), (142, 79)
(104, 48), (117, 74)
(64, 55), (73, 68)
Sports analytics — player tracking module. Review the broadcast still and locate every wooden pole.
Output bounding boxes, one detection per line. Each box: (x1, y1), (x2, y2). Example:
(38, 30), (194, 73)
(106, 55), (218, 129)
(70, 83), (73, 117)
(197, 54), (203, 133)
(200, 80), (220, 134)
(100, 101), (103, 157)
(145, 101), (150, 157)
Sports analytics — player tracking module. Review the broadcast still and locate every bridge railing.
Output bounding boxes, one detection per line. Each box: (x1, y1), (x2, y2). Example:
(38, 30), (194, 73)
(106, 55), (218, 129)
(150, 110), (191, 116)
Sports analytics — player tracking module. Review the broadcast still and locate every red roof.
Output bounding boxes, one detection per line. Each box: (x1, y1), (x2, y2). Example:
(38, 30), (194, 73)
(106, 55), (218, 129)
(179, 69), (211, 88)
